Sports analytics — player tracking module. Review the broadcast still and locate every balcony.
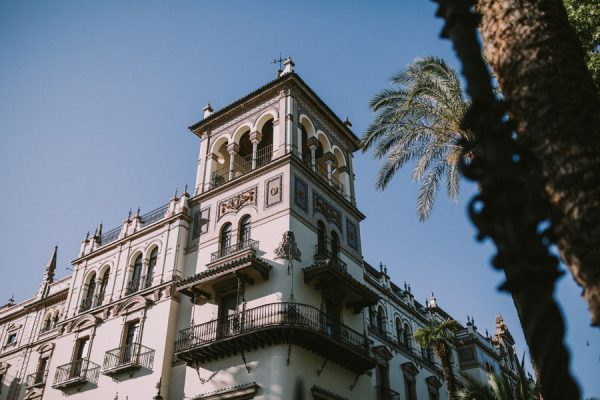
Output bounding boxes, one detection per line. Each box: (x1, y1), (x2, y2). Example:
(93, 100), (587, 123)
(177, 243), (271, 302)
(301, 156), (351, 203)
(125, 274), (153, 296)
(210, 239), (259, 263)
(174, 302), (375, 374)
(376, 386), (401, 400)
(102, 343), (155, 376)
(79, 293), (105, 313)
(25, 370), (47, 389)
(303, 246), (378, 313)
(209, 144), (274, 190)
(52, 359), (100, 389)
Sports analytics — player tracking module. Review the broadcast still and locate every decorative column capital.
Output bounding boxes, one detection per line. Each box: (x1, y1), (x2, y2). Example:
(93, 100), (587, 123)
(307, 137), (320, 149)
(249, 131), (262, 144)
(322, 151), (336, 164)
(227, 142), (239, 154)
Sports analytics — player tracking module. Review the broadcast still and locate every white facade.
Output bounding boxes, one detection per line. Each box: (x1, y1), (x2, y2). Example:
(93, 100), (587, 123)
(0, 62), (520, 400)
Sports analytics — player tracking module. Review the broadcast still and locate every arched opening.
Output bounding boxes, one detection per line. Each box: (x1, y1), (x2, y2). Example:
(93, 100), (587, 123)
(146, 248), (158, 288)
(51, 311), (59, 329)
(127, 255), (143, 295)
(317, 221), (327, 256)
(81, 272), (96, 312)
(396, 318), (403, 344)
(377, 305), (386, 334)
(256, 119), (273, 167)
(239, 215), (251, 244)
(41, 314), (52, 332)
(220, 223), (233, 256)
(211, 140), (231, 188)
(330, 231), (340, 261)
(300, 125), (309, 161)
(331, 147), (349, 198)
(403, 323), (411, 348)
(237, 130), (253, 174)
(98, 269), (110, 306)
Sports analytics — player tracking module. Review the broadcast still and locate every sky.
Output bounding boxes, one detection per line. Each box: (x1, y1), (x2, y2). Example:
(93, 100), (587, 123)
(0, 1), (598, 396)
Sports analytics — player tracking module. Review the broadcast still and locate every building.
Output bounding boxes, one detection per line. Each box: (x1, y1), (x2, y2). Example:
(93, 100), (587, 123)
(0, 59), (521, 400)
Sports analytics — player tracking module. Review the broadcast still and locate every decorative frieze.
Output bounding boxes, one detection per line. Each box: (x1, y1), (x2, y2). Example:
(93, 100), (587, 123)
(218, 186), (258, 220)
(346, 219), (358, 249)
(313, 192), (341, 229)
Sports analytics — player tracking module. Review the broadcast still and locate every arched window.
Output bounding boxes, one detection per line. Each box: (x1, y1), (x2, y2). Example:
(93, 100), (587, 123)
(239, 216), (251, 244)
(127, 255), (143, 295)
(146, 248), (158, 288)
(396, 318), (403, 344)
(42, 314), (52, 332)
(403, 323), (411, 347)
(301, 125), (309, 160)
(220, 223), (232, 255)
(369, 307), (377, 328)
(330, 231), (340, 261)
(98, 269), (110, 305)
(256, 119), (273, 167)
(81, 273), (96, 311)
(317, 221), (327, 256)
(51, 312), (59, 328)
(377, 305), (386, 334)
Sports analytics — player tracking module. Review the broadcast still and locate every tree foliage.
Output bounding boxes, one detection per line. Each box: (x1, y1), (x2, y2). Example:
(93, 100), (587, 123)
(563, 0), (600, 94)
(361, 57), (472, 222)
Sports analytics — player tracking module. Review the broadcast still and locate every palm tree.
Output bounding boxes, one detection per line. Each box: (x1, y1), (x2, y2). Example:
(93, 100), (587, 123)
(455, 354), (539, 400)
(414, 319), (461, 399)
(361, 56), (472, 221)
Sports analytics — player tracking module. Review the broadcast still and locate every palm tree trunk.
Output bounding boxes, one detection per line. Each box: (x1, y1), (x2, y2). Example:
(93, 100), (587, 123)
(476, 0), (600, 326)
(436, 343), (456, 400)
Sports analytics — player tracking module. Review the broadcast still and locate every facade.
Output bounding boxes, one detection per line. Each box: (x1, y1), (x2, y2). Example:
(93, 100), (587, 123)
(0, 59), (520, 400)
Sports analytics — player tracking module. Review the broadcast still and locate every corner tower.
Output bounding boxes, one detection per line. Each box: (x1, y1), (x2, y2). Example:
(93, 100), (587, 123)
(173, 60), (378, 400)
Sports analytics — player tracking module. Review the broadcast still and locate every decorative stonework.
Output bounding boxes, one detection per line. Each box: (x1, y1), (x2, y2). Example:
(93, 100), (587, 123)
(294, 175), (308, 211)
(274, 231), (302, 261)
(297, 99), (350, 153)
(265, 174), (283, 208)
(346, 219), (358, 249)
(209, 98), (279, 137)
(313, 192), (341, 229)
(218, 186), (257, 220)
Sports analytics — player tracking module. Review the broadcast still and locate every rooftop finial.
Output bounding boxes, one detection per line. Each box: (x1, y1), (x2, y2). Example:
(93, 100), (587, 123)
(7, 295), (14, 306)
(128, 208), (132, 220)
(203, 102), (213, 119)
(272, 53), (285, 77)
(282, 55), (295, 75)
(343, 116), (352, 127)
(183, 183), (189, 197)
(136, 206), (141, 217)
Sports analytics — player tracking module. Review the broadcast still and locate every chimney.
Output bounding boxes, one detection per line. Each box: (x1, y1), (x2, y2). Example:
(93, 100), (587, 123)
(203, 102), (214, 119)
(282, 56), (295, 75)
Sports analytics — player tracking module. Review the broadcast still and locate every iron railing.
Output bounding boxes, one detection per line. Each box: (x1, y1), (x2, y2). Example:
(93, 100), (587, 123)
(210, 239), (258, 262)
(140, 204), (169, 225)
(53, 359), (100, 387)
(175, 302), (370, 355)
(102, 343), (155, 372)
(314, 244), (347, 272)
(304, 157), (349, 201)
(209, 144), (274, 190)
(376, 386), (401, 400)
(25, 370), (47, 389)
(79, 293), (105, 313)
(125, 274), (153, 296)
(99, 227), (121, 246)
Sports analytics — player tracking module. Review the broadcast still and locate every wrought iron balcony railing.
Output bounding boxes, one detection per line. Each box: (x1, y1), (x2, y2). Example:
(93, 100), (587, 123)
(25, 370), (47, 389)
(314, 244), (347, 272)
(175, 302), (374, 373)
(125, 274), (153, 296)
(376, 386), (401, 400)
(53, 359), (100, 388)
(210, 239), (259, 263)
(99, 227), (121, 246)
(301, 157), (349, 202)
(140, 204), (169, 225)
(79, 293), (105, 313)
(209, 144), (274, 190)
(102, 343), (155, 375)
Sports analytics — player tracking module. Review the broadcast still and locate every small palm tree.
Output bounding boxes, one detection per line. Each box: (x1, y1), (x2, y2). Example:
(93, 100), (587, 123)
(455, 354), (539, 400)
(361, 56), (472, 221)
(414, 319), (461, 399)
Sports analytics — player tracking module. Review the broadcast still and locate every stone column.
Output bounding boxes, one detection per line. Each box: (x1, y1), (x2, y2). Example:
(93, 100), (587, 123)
(249, 131), (262, 170)
(307, 137), (319, 172)
(227, 142), (239, 181)
(323, 151), (336, 186)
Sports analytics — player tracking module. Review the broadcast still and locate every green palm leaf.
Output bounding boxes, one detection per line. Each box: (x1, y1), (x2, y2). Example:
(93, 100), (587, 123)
(362, 56), (472, 221)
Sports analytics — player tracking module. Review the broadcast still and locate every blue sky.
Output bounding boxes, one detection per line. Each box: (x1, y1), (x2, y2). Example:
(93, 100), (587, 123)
(1, 1), (598, 396)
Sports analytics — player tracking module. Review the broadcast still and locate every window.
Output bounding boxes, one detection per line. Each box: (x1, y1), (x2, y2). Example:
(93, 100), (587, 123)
(317, 221), (327, 256)
(404, 375), (417, 400)
(42, 314), (52, 332)
(72, 337), (89, 377)
(376, 364), (391, 397)
(376, 306), (386, 335)
(396, 318), (403, 344)
(51, 312), (59, 329)
(323, 295), (341, 338)
(239, 216), (251, 244)
(123, 321), (140, 363)
(81, 272), (96, 311)
(128, 255), (143, 294)
(403, 323), (411, 348)
(98, 269), (110, 305)
(217, 292), (238, 338)
(5, 333), (16, 346)
(146, 248), (158, 288)
(330, 231), (340, 261)
(34, 356), (49, 385)
(220, 223), (232, 254)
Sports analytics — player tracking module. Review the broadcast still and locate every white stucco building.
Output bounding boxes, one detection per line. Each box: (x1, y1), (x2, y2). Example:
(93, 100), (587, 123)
(0, 59), (520, 400)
